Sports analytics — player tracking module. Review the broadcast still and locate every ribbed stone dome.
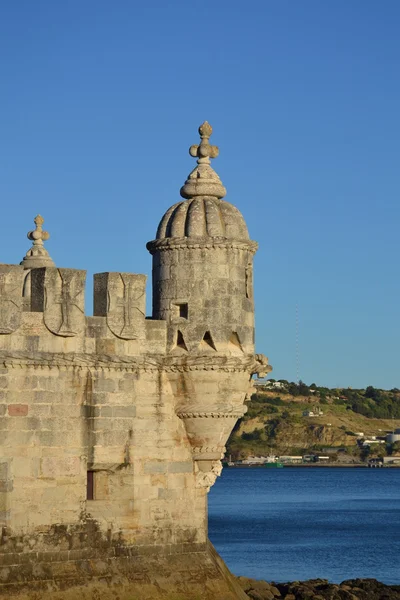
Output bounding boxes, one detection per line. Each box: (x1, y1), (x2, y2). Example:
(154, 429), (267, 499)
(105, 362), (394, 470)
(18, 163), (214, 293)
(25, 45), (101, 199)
(156, 197), (249, 240)
(153, 122), (250, 242)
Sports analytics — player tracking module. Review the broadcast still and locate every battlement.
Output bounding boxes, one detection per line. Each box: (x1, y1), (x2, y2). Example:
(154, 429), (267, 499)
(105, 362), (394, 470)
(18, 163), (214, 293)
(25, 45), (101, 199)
(0, 264), (166, 360)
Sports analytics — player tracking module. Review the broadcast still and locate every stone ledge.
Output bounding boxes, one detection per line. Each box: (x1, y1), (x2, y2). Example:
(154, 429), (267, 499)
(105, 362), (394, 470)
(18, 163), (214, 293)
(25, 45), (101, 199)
(147, 236), (258, 254)
(0, 541), (208, 564)
(0, 350), (260, 373)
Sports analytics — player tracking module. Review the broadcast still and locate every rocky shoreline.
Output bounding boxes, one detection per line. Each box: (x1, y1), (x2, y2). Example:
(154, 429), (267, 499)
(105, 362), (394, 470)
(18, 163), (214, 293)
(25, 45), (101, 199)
(237, 576), (400, 599)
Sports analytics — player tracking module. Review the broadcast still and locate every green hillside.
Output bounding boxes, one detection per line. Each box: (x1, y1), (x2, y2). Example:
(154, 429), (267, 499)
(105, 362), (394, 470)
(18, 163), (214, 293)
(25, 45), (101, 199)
(226, 381), (400, 461)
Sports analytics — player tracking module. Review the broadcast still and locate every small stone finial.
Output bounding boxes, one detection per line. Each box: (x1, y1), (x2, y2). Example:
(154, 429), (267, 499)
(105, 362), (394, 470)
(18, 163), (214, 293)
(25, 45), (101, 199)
(20, 215), (55, 269)
(28, 215), (49, 243)
(189, 122), (219, 164)
(180, 122), (227, 200)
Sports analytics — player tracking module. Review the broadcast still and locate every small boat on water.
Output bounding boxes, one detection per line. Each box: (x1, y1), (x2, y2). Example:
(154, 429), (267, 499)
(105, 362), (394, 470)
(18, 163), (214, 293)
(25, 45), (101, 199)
(264, 453), (284, 468)
(222, 455), (236, 467)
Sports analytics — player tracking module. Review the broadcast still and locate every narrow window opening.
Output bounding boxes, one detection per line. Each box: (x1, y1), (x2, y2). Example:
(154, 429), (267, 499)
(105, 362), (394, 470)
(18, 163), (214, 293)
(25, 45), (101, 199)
(87, 471), (94, 500)
(245, 265), (253, 299)
(229, 331), (243, 351)
(178, 303), (188, 319)
(200, 331), (217, 351)
(176, 330), (188, 351)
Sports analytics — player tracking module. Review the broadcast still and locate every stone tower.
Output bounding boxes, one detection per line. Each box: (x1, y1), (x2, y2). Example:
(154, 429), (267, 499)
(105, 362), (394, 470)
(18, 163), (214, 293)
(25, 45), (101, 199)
(148, 122), (256, 354)
(0, 123), (270, 600)
(147, 122), (270, 487)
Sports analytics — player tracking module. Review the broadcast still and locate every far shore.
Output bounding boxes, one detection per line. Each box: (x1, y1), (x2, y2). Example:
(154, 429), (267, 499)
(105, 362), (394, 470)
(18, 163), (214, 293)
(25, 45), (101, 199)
(226, 462), (400, 468)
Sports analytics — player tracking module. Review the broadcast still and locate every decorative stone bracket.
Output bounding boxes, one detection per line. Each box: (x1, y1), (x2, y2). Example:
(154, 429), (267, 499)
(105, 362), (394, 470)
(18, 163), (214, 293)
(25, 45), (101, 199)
(195, 460), (223, 492)
(253, 353), (272, 378)
(177, 410), (246, 492)
(172, 354), (271, 492)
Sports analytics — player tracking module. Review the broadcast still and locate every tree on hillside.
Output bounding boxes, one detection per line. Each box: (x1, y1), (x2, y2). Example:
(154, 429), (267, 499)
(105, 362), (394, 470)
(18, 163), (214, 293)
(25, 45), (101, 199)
(390, 441), (400, 455)
(365, 386), (379, 400)
(298, 380), (310, 396)
(368, 444), (387, 458)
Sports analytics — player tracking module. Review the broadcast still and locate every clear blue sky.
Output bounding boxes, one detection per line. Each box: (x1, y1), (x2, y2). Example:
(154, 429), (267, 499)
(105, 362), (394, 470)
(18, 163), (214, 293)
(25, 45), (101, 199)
(1, 1), (399, 389)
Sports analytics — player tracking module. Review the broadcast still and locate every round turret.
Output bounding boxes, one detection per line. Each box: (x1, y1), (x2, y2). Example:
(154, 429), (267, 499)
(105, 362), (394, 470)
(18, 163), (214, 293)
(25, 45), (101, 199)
(147, 122), (257, 356)
(147, 123), (270, 482)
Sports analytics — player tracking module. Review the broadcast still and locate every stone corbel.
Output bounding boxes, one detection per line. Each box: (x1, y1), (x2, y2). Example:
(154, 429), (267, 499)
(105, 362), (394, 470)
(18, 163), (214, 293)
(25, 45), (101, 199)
(252, 353), (272, 378)
(194, 460), (223, 493)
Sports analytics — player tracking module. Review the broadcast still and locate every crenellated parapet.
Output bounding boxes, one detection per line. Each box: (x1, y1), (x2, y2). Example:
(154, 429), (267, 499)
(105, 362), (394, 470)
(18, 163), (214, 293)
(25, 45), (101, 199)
(31, 267), (86, 336)
(0, 264), (166, 358)
(0, 264), (24, 334)
(94, 272), (147, 340)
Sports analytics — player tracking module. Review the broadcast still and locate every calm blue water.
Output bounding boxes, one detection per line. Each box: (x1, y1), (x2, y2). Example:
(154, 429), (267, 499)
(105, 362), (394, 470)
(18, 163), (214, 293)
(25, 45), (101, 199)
(208, 468), (400, 584)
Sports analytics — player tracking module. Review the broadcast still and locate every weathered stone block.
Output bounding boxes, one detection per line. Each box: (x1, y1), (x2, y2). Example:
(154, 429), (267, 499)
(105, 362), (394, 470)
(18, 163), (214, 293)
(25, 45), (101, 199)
(118, 378), (136, 392)
(98, 406), (112, 417)
(7, 404), (28, 417)
(0, 480), (12, 493)
(95, 338), (116, 354)
(92, 372), (117, 392)
(144, 462), (167, 474)
(112, 406), (136, 418)
(168, 461), (193, 474)
(40, 457), (81, 478)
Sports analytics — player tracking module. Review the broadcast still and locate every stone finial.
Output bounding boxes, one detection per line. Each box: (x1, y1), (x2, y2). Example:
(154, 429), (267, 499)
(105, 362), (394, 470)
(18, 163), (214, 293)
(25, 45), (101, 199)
(20, 215), (55, 269)
(189, 122), (219, 164)
(180, 122), (227, 200)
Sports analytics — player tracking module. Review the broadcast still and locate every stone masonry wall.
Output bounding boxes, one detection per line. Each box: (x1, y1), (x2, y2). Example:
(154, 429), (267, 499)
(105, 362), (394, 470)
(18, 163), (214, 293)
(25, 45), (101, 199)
(0, 263), (208, 572)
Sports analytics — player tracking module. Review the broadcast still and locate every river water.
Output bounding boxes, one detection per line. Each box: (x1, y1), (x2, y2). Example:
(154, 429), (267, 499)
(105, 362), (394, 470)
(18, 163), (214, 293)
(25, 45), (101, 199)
(208, 467), (400, 584)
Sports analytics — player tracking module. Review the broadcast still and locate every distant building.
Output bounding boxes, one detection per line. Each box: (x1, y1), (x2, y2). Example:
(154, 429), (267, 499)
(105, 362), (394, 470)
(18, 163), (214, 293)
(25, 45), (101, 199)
(386, 429), (400, 444)
(383, 456), (400, 464)
(303, 454), (317, 463)
(279, 456), (303, 464)
(361, 439), (386, 447)
(241, 456), (268, 465)
(303, 408), (323, 417)
(255, 380), (285, 389)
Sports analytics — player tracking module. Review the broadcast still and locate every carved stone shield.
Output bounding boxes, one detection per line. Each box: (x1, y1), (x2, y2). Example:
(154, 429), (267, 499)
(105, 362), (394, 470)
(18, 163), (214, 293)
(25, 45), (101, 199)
(0, 265), (23, 335)
(106, 273), (146, 339)
(43, 268), (86, 337)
